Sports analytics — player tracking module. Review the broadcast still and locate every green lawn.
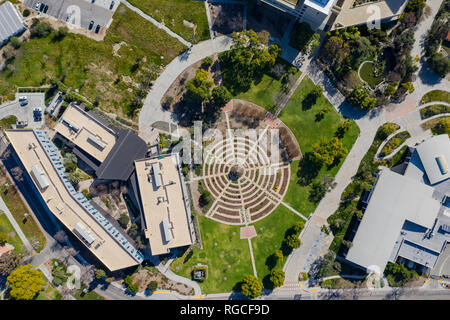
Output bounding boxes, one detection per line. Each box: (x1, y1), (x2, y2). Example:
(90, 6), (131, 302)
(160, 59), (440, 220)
(251, 205), (302, 280)
(74, 283), (106, 300)
(170, 216), (253, 293)
(0, 167), (46, 252)
(0, 211), (25, 254)
(234, 70), (302, 113)
(127, 0), (210, 43)
(359, 62), (383, 89)
(421, 90), (450, 104)
(0, 4), (186, 118)
(279, 77), (360, 216)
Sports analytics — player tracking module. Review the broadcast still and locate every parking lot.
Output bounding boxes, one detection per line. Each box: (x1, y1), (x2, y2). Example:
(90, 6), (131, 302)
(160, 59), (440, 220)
(0, 92), (46, 129)
(24, 0), (119, 33)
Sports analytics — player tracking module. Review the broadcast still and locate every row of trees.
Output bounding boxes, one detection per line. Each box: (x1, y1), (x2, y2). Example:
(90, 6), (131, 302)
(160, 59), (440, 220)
(239, 221), (304, 299)
(424, 0), (450, 78)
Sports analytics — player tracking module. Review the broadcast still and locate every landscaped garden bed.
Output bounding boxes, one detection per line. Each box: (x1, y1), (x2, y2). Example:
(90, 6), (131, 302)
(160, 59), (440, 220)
(420, 90), (450, 105)
(379, 130), (411, 158)
(421, 116), (450, 136)
(420, 104), (450, 119)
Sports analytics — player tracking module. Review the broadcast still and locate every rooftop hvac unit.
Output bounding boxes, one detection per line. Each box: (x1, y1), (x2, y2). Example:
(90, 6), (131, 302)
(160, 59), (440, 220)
(87, 135), (106, 151)
(30, 164), (49, 190)
(74, 222), (95, 246)
(436, 155), (448, 175)
(62, 118), (79, 133)
(162, 218), (172, 243)
(152, 163), (162, 188)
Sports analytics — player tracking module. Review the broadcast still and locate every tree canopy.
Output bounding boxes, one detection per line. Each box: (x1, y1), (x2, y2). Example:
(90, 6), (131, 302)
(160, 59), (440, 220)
(269, 269), (285, 288)
(312, 137), (348, 167)
(240, 274), (263, 299)
(6, 264), (44, 300)
(185, 69), (214, 106)
(348, 87), (377, 109)
(220, 30), (280, 93)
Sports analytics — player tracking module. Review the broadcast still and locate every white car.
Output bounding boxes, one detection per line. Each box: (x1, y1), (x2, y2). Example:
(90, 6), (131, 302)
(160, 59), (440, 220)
(19, 96), (27, 101)
(35, 2), (41, 11)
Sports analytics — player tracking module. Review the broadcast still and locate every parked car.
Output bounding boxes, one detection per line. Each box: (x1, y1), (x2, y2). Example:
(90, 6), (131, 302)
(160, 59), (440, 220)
(39, 3), (45, 12)
(95, 24), (101, 34)
(109, 1), (115, 10)
(88, 20), (94, 31)
(34, 2), (41, 11)
(43, 5), (49, 13)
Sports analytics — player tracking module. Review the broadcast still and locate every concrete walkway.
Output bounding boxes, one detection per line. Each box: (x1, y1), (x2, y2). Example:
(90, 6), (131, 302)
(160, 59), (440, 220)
(138, 35), (233, 141)
(0, 197), (34, 253)
(121, 0), (192, 47)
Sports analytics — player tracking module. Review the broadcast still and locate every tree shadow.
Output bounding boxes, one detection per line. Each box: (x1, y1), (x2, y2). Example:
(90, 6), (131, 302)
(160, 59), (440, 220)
(262, 274), (275, 291)
(296, 152), (322, 186)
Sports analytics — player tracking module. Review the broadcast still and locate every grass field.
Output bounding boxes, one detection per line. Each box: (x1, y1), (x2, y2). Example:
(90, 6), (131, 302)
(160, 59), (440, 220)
(233, 69), (301, 113)
(0, 4), (186, 118)
(279, 77), (360, 216)
(74, 283), (106, 300)
(251, 205), (302, 281)
(0, 167), (46, 252)
(170, 216), (253, 293)
(359, 62), (383, 89)
(421, 90), (450, 104)
(127, 0), (210, 43)
(0, 211), (25, 254)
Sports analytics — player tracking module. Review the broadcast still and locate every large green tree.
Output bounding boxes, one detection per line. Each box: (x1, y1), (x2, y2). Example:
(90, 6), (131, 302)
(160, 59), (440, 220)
(348, 87), (377, 109)
(312, 137), (348, 167)
(269, 269), (285, 288)
(185, 69), (214, 106)
(240, 274), (263, 299)
(6, 264), (44, 300)
(221, 30), (280, 93)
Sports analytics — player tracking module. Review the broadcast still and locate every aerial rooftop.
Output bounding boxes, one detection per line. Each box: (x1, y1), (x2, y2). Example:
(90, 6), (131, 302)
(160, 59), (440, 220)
(346, 169), (442, 272)
(415, 134), (450, 185)
(333, 0), (408, 30)
(6, 129), (143, 271)
(54, 104), (117, 163)
(0, 1), (25, 45)
(134, 154), (195, 255)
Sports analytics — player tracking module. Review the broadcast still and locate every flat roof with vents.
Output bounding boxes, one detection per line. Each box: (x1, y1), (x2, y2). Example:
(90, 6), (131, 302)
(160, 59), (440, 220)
(6, 129), (142, 271)
(135, 154), (194, 255)
(54, 104), (117, 163)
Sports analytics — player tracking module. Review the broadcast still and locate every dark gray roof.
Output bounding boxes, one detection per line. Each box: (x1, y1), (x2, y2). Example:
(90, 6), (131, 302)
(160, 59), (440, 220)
(96, 129), (147, 181)
(0, 1), (25, 44)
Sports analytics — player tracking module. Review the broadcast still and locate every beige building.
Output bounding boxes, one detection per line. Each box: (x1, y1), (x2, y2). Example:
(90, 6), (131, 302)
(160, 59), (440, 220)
(6, 129), (144, 271)
(259, 0), (408, 31)
(134, 154), (195, 255)
(54, 104), (117, 163)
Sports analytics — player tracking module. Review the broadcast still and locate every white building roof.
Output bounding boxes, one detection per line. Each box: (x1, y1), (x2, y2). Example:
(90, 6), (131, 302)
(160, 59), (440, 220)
(0, 1), (25, 44)
(416, 134), (450, 185)
(346, 169), (442, 272)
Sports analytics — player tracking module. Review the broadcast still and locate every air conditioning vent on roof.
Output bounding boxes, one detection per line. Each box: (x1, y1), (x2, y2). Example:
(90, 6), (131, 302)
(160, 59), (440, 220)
(436, 155), (448, 175)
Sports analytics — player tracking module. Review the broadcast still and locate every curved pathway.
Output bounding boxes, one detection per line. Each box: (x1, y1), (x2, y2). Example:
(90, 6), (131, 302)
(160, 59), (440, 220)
(138, 35), (233, 141)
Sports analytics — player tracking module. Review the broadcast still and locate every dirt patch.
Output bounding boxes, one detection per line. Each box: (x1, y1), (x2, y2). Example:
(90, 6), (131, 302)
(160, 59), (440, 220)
(113, 41), (128, 57)
(130, 268), (195, 296)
